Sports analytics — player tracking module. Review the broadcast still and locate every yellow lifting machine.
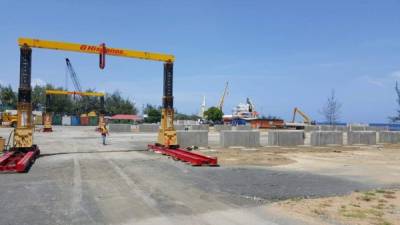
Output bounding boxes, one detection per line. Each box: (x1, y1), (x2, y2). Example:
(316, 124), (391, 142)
(0, 37), (188, 172)
(43, 90), (106, 132)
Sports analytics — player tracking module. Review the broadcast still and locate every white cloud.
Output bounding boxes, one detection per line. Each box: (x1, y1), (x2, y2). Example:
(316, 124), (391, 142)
(390, 70), (400, 79)
(360, 75), (385, 88)
(366, 78), (384, 87)
(31, 78), (46, 87)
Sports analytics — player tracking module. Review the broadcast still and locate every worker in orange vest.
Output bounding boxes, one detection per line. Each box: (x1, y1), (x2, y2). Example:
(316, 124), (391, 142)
(100, 124), (109, 145)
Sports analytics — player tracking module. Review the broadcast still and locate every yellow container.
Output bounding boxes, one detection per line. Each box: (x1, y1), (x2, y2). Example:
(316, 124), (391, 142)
(88, 111), (97, 117)
(0, 137), (5, 151)
(34, 115), (43, 125)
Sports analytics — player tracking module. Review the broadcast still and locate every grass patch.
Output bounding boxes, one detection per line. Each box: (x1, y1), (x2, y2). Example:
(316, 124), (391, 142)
(364, 191), (376, 196)
(383, 194), (396, 199)
(312, 208), (326, 216)
(340, 209), (367, 219)
(375, 189), (387, 194)
(372, 203), (386, 210)
(365, 208), (384, 217)
(378, 199), (388, 203)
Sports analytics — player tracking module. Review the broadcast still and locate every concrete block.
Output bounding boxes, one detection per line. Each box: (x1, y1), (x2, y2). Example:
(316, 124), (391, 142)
(214, 125), (232, 132)
(347, 131), (376, 145)
(138, 124), (159, 132)
(366, 126), (389, 132)
(62, 116), (71, 126)
(267, 130), (304, 146)
(310, 131), (343, 146)
(177, 130), (208, 148)
(183, 124), (209, 131)
(232, 125), (252, 131)
(348, 125), (367, 131)
(379, 131), (400, 143)
(304, 125), (319, 132)
(109, 124), (132, 133)
(320, 125), (347, 132)
(220, 130), (260, 147)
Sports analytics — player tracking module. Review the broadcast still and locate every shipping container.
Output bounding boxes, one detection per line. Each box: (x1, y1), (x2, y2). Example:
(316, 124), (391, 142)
(62, 116), (71, 126)
(71, 116), (80, 126)
(34, 115), (43, 125)
(80, 116), (89, 126)
(52, 114), (62, 125)
(89, 116), (98, 126)
(88, 111), (97, 117)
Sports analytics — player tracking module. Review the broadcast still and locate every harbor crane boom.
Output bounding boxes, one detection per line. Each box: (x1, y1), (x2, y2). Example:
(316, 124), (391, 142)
(65, 58), (83, 93)
(217, 82), (229, 111)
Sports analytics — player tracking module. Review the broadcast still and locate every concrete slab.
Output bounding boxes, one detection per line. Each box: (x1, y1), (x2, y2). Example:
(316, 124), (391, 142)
(379, 131), (400, 143)
(310, 131), (343, 146)
(109, 124), (132, 133)
(267, 130), (304, 146)
(232, 125), (253, 131)
(138, 124), (159, 132)
(304, 126), (319, 132)
(220, 130), (260, 147)
(176, 130), (208, 147)
(214, 125), (232, 132)
(320, 125), (347, 132)
(347, 131), (377, 145)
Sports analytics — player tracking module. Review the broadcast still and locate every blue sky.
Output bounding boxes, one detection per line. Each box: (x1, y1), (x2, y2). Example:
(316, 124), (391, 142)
(0, 0), (399, 123)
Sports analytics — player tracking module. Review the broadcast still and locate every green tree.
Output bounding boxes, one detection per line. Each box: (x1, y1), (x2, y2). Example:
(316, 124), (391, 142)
(143, 104), (161, 123)
(204, 106), (223, 122)
(44, 84), (74, 114)
(174, 110), (201, 121)
(0, 85), (17, 109)
(32, 85), (46, 110)
(105, 91), (137, 115)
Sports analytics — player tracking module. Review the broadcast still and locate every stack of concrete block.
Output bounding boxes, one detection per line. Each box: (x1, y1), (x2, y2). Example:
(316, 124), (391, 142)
(379, 131), (400, 143)
(220, 130), (260, 147)
(138, 124), (159, 132)
(348, 125), (367, 131)
(232, 125), (252, 130)
(214, 125), (232, 132)
(310, 131), (343, 146)
(109, 124), (132, 133)
(366, 126), (389, 132)
(175, 120), (197, 125)
(177, 130), (208, 148)
(267, 130), (304, 146)
(304, 125), (319, 132)
(347, 131), (376, 145)
(320, 125), (347, 132)
(187, 124), (209, 131)
(174, 125), (186, 130)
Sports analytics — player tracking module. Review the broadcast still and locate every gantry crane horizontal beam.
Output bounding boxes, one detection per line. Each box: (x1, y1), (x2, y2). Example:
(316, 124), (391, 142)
(45, 89), (105, 97)
(18, 38), (175, 62)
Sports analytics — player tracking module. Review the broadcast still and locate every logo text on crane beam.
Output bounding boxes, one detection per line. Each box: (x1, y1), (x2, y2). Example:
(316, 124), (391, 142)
(80, 45), (124, 55)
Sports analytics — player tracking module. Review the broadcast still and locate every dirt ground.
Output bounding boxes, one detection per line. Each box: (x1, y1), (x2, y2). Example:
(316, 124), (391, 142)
(271, 189), (400, 225)
(201, 144), (400, 225)
(1, 126), (400, 225)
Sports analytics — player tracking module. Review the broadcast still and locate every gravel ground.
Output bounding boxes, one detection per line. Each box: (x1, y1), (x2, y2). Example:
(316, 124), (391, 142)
(0, 126), (394, 225)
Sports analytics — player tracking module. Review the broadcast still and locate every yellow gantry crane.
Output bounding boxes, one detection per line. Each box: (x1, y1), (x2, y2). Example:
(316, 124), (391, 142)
(43, 90), (106, 132)
(16, 37), (177, 148)
(1, 37), (178, 172)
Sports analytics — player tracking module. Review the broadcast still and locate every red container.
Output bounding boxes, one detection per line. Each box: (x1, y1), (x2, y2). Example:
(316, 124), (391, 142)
(80, 116), (89, 126)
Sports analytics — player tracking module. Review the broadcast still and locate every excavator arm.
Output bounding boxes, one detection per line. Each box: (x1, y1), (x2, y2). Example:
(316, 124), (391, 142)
(292, 107), (311, 124)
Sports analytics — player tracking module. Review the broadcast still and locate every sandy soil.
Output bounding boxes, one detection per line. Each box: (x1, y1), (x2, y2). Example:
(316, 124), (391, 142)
(271, 189), (400, 225)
